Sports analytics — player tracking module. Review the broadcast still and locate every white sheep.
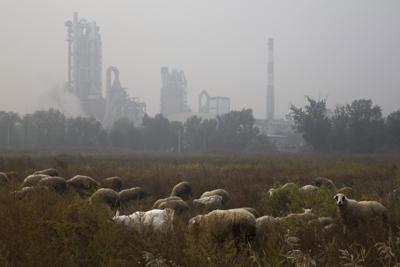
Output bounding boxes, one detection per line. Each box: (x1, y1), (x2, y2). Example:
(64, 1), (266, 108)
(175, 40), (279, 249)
(113, 209), (175, 233)
(333, 193), (388, 227)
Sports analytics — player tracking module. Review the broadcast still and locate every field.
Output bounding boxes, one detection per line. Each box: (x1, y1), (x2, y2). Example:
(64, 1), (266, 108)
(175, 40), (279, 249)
(0, 153), (400, 267)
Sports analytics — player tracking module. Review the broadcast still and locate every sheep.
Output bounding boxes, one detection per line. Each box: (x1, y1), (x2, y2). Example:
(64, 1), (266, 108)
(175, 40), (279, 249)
(308, 216), (334, 230)
(34, 168), (59, 177)
(21, 174), (49, 188)
(119, 187), (150, 213)
(113, 209), (175, 233)
(188, 208), (256, 244)
(200, 189), (230, 205)
(170, 181), (192, 200)
(67, 175), (99, 197)
(89, 188), (120, 210)
(255, 215), (282, 245)
(243, 207), (260, 218)
(102, 176), (123, 192)
(0, 172), (9, 186)
(268, 182), (298, 197)
(193, 195), (224, 212)
(152, 196), (182, 209)
(37, 177), (67, 194)
(314, 177), (337, 191)
(333, 193), (388, 227)
(157, 198), (190, 215)
(279, 209), (317, 225)
(11, 186), (49, 200)
(299, 185), (318, 194)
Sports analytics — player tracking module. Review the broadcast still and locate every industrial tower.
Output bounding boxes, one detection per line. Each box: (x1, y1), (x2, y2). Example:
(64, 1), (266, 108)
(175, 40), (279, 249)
(65, 12), (104, 121)
(266, 38), (275, 121)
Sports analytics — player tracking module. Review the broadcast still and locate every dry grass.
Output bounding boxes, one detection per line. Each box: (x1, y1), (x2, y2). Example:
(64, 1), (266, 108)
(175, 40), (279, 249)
(0, 153), (400, 266)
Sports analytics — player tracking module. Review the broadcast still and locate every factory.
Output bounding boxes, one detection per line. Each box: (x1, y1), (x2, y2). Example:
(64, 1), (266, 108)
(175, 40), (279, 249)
(65, 12), (146, 128)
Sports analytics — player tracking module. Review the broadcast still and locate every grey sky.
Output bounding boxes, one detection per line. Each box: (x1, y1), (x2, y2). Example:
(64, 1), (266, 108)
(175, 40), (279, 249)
(0, 0), (399, 118)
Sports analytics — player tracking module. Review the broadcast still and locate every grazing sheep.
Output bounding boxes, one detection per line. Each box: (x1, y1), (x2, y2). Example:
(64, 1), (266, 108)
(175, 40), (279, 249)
(11, 186), (49, 200)
(243, 207), (260, 218)
(193, 195), (224, 212)
(89, 188), (120, 210)
(256, 215), (282, 244)
(21, 174), (48, 188)
(299, 185), (318, 194)
(188, 208), (256, 243)
(308, 216), (334, 229)
(279, 209), (317, 225)
(34, 168), (59, 177)
(119, 187), (149, 202)
(200, 189), (230, 205)
(158, 198), (190, 215)
(170, 181), (192, 200)
(0, 172), (10, 186)
(314, 177), (337, 191)
(67, 175), (99, 196)
(37, 177), (67, 194)
(113, 209), (175, 233)
(152, 196), (182, 209)
(119, 187), (150, 213)
(333, 193), (388, 227)
(102, 177), (123, 192)
(268, 182), (298, 197)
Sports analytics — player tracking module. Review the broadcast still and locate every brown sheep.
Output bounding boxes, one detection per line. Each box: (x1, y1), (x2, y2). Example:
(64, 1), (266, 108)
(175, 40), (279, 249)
(188, 208), (256, 244)
(34, 168), (59, 177)
(200, 189), (230, 205)
(89, 188), (120, 209)
(11, 186), (50, 200)
(152, 196), (182, 209)
(67, 175), (99, 197)
(170, 181), (192, 200)
(102, 176), (123, 192)
(119, 187), (150, 213)
(193, 195), (224, 213)
(21, 174), (49, 188)
(37, 177), (67, 194)
(158, 198), (189, 215)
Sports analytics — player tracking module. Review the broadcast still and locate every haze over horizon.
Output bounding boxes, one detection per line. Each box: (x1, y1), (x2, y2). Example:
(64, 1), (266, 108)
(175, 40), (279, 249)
(1, 0), (399, 118)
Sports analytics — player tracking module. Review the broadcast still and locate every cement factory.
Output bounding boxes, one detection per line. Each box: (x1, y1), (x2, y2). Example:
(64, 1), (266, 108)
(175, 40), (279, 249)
(63, 12), (298, 150)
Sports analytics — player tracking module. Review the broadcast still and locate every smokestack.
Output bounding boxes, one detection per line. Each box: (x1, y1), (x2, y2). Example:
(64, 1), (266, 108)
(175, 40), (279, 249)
(267, 37), (275, 121)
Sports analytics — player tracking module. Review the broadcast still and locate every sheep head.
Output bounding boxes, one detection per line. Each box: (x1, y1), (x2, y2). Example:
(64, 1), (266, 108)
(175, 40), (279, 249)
(334, 193), (347, 207)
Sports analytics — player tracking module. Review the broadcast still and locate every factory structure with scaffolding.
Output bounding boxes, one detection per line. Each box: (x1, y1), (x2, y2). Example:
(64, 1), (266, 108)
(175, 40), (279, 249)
(64, 12), (146, 128)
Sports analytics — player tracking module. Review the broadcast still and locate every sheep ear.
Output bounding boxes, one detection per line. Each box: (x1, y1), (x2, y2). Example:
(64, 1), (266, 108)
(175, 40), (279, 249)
(115, 210), (120, 217)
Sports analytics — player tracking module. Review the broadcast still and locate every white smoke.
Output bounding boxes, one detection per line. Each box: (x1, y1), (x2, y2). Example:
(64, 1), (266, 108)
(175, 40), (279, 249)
(36, 83), (84, 118)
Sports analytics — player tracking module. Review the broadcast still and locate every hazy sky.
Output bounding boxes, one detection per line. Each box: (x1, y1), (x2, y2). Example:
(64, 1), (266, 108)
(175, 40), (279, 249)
(1, 0), (399, 118)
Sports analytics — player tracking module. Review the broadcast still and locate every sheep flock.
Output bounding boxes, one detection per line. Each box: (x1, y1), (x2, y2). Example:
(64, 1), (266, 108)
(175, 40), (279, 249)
(0, 159), (399, 266)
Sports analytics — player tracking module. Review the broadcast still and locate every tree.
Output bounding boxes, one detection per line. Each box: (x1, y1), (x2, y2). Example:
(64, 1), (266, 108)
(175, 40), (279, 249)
(109, 117), (141, 149)
(289, 97), (331, 152)
(345, 99), (385, 153)
(386, 110), (400, 148)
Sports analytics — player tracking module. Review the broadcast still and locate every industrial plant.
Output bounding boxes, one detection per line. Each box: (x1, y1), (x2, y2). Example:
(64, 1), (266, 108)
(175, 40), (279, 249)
(62, 12), (298, 150)
(65, 12), (146, 128)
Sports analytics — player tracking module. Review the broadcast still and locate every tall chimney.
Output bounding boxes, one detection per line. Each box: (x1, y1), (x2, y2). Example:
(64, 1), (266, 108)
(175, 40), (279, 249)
(267, 37), (275, 121)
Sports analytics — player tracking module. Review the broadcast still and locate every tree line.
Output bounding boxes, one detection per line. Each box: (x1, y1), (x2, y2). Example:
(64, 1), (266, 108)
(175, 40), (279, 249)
(0, 109), (274, 153)
(289, 97), (400, 153)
